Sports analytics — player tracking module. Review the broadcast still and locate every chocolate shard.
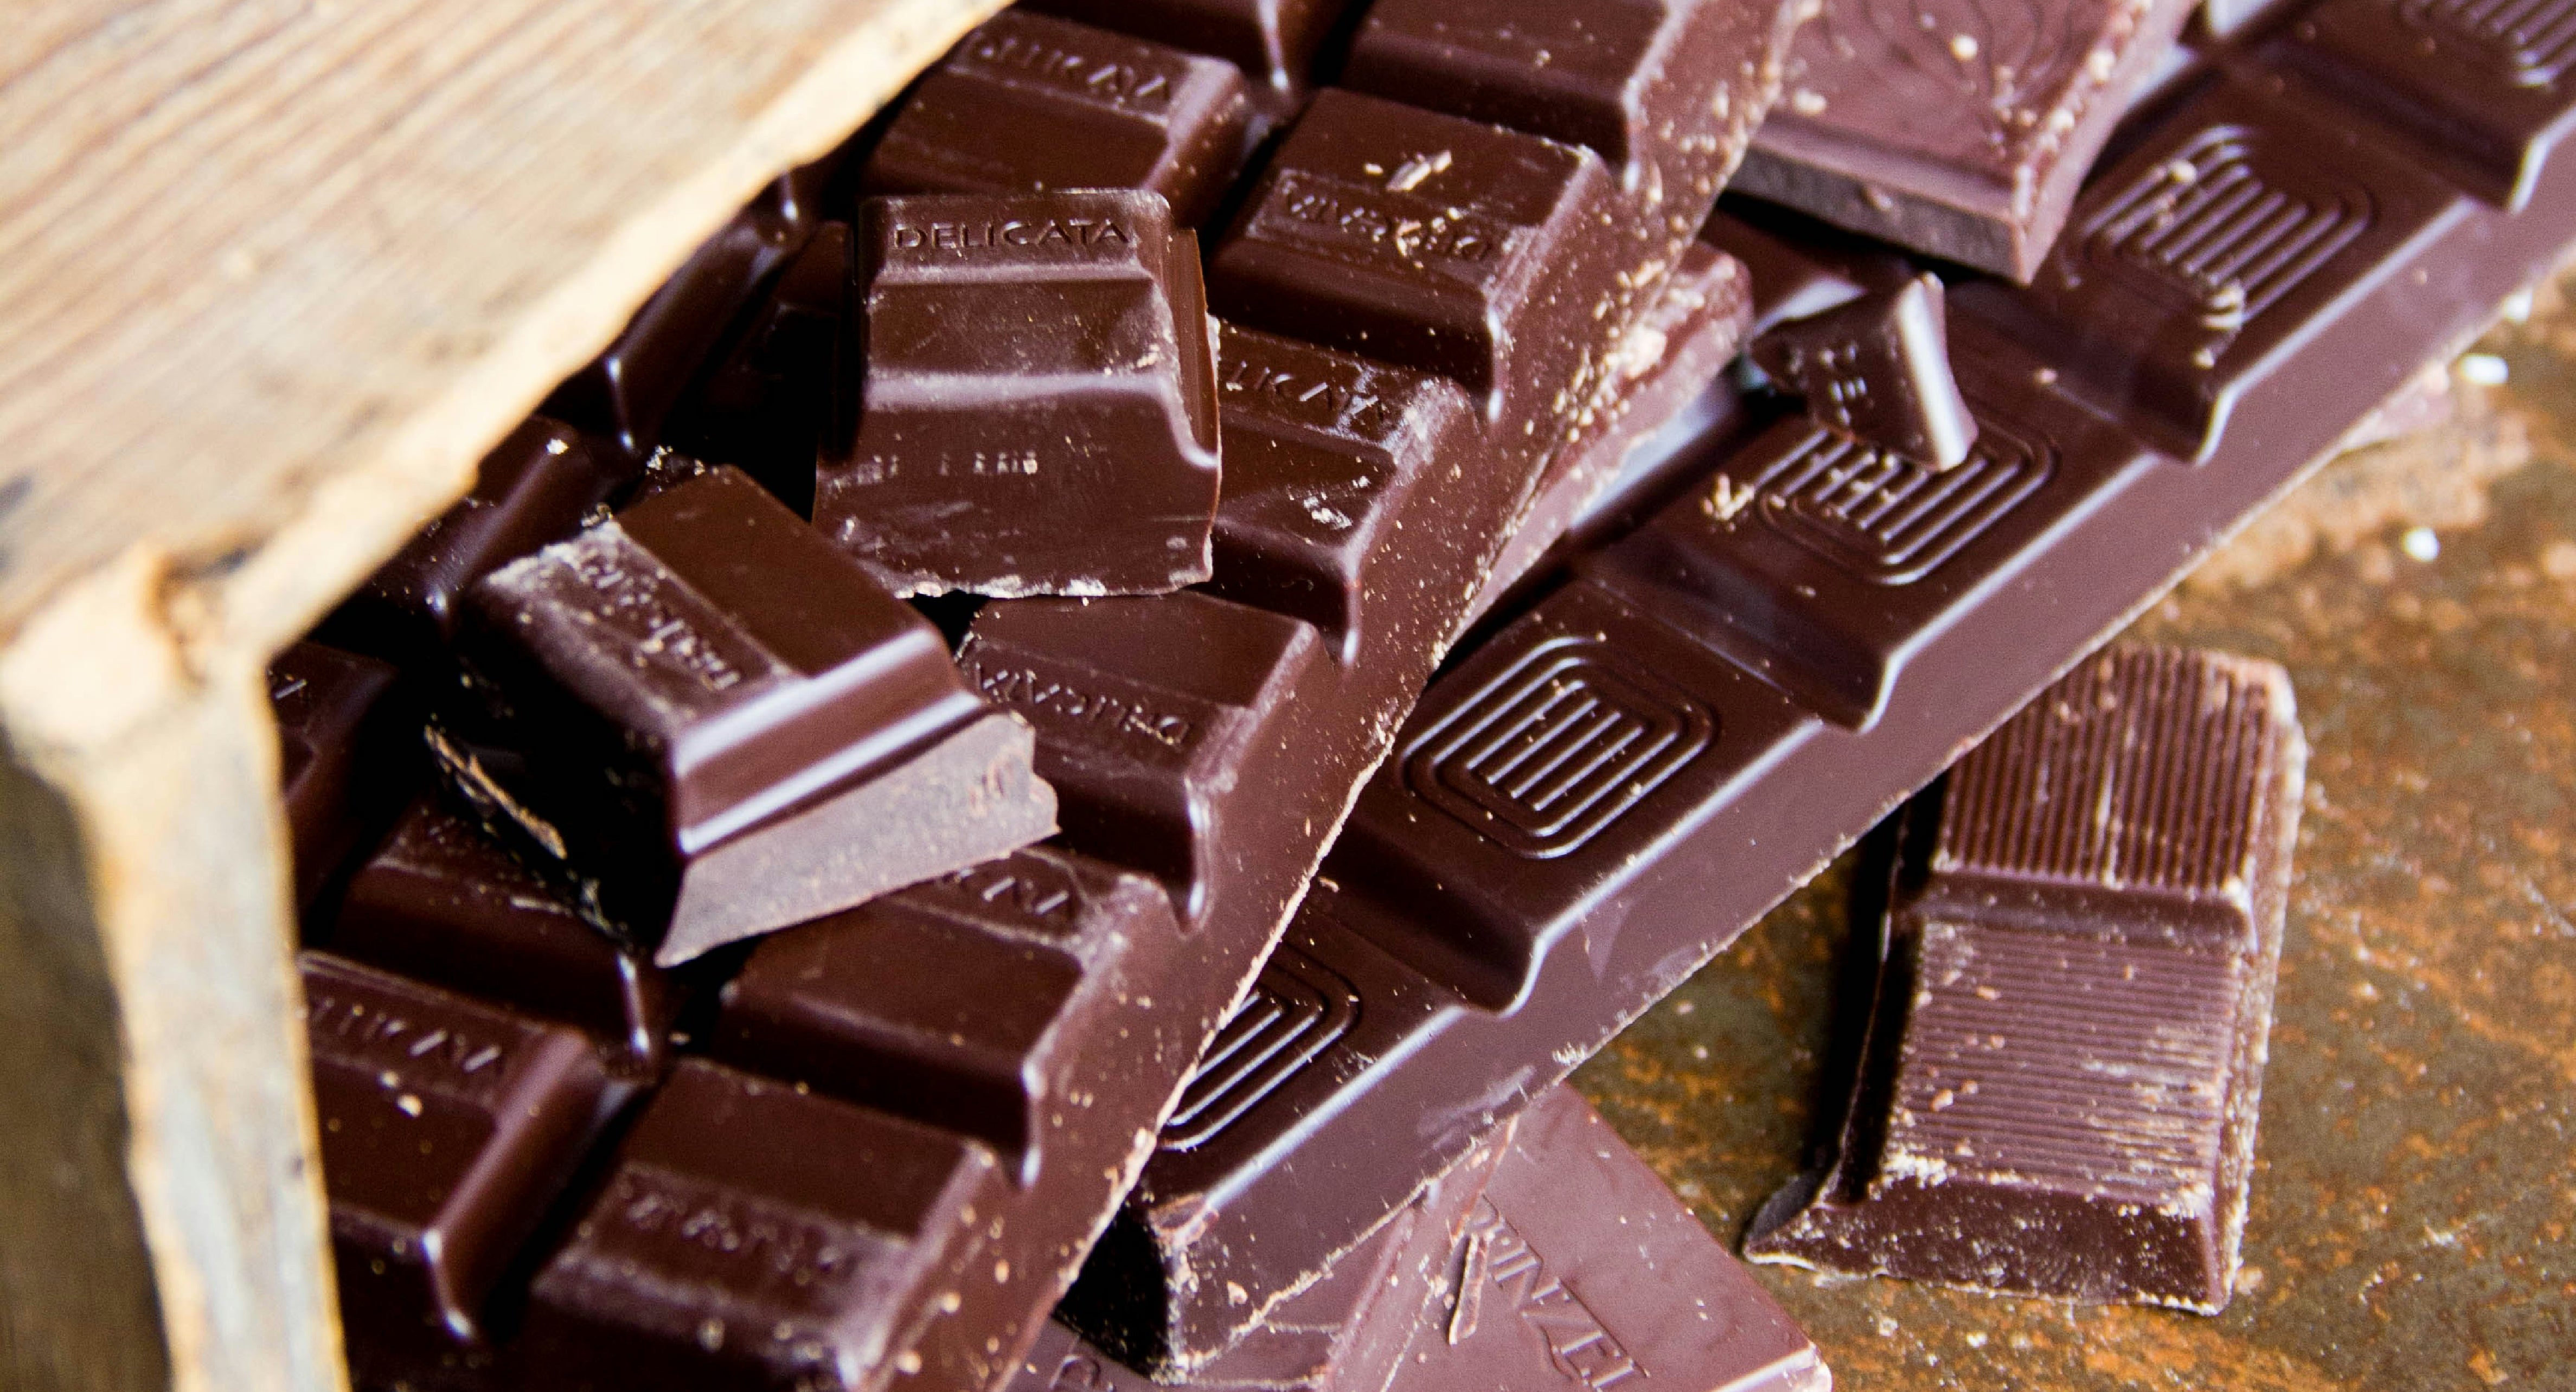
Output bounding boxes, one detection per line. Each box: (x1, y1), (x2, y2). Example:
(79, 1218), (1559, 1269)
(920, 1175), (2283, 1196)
(303, 952), (625, 1376)
(1745, 646), (2305, 1313)
(516, 1057), (1007, 1391)
(1341, 0), (1804, 250)
(1393, 1086), (1828, 1392)
(547, 166), (836, 457)
(958, 591), (1329, 928)
(1751, 273), (1977, 468)
(448, 465), (1055, 964)
(1960, 68), (2474, 463)
(1207, 88), (1623, 425)
(866, 12), (1257, 228)
(270, 639), (408, 909)
(326, 798), (684, 1077)
(816, 190), (1223, 599)
(2278, 0), (2576, 210)
(1023, 0), (1358, 111)
(1732, 0), (2200, 279)
(322, 415), (637, 670)
(1200, 323), (1482, 663)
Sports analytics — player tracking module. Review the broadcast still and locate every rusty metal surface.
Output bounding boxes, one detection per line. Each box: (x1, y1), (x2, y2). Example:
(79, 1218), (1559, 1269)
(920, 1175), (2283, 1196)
(1575, 307), (2576, 1388)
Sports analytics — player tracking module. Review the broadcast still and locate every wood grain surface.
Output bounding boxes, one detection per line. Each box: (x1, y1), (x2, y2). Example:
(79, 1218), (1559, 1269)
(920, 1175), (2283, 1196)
(0, 3), (1001, 1388)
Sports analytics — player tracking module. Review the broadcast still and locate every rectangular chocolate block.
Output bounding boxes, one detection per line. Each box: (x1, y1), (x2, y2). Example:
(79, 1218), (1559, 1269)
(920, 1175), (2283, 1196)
(304, 953), (625, 1380)
(2278, 0), (2576, 210)
(817, 190), (1222, 599)
(326, 798), (683, 1077)
(517, 1058), (1007, 1392)
(448, 465), (1055, 963)
(1744, 646), (2305, 1312)
(1080, 47), (2576, 1352)
(270, 639), (407, 910)
(321, 415), (636, 672)
(1732, 0), (2200, 278)
(866, 12), (1256, 227)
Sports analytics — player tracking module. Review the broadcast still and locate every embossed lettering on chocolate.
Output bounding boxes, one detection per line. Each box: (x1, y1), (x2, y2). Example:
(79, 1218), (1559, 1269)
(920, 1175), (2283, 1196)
(1744, 646), (2305, 1312)
(817, 190), (1223, 599)
(864, 11), (1257, 228)
(444, 465), (1056, 964)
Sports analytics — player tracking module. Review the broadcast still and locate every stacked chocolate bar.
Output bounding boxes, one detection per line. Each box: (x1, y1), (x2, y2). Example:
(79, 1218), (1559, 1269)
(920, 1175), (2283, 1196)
(272, 0), (2576, 1385)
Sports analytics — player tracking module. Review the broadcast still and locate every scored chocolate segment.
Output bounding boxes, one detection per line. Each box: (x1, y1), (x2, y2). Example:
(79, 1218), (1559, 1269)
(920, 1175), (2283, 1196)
(1751, 273), (1976, 467)
(326, 798), (683, 1077)
(2279, 0), (2576, 210)
(1732, 0), (2200, 279)
(1745, 646), (2305, 1312)
(959, 592), (1329, 928)
(1201, 324), (1481, 662)
(866, 12), (1256, 228)
(517, 1059), (1008, 1391)
(1025, 0), (1357, 108)
(1208, 89), (1622, 421)
(270, 640), (406, 910)
(1584, 315), (2154, 730)
(1968, 69), (2471, 462)
(817, 190), (1222, 599)
(303, 953), (624, 1371)
(322, 416), (636, 671)
(450, 466), (1054, 963)
(547, 166), (834, 458)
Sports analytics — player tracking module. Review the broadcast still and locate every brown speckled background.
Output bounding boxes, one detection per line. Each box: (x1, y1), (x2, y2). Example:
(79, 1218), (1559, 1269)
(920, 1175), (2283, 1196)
(1576, 299), (2576, 1388)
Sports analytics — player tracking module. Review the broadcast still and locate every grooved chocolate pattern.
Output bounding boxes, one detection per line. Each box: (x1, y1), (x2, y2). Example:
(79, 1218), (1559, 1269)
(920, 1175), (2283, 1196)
(1747, 418), (2050, 583)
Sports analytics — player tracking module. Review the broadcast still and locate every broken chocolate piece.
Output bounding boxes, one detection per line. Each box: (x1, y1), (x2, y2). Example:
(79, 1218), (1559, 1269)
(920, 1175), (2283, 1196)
(665, 222), (853, 514)
(304, 952), (626, 1376)
(867, 12), (1257, 228)
(1751, 273), (1976, 467)
(270, 640), (408, 910)
(817, 190), (1222, 599)
(327, 798), (683, 1077)
(1024, 0), (1357, 111)
(1732, 0), (2200, 279)
(1744, 646), (2304, 1312)
(448, 465), (1055, 964)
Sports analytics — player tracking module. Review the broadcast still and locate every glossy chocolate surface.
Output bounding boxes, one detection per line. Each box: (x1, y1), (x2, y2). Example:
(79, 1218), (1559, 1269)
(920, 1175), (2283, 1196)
(818, 190), (1222, 599)
(867, 12), (1257, 227)
(1744, 646), (2304, 1312)
(271, 639), (407, 910)
(449, 465), (1053, 962)
(1024, 0), (1357, 107)
(1733, 0), (2200, 278)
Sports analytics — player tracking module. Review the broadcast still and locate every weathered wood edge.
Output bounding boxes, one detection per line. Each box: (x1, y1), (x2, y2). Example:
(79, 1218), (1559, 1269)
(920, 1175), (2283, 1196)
(0, 2), (1004, 1387)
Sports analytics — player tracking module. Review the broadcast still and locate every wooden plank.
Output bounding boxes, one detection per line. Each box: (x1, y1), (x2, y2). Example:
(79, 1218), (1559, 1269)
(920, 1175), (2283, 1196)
(0, 1), (1002, 1387)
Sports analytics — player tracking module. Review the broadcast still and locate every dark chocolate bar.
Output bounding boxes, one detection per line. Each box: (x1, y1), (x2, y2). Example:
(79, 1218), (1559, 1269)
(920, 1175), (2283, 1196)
(1744, 645), (2305, 1312)
(864, 11), (1257, 227)
(303, 952), (629, 1386)
(1078, 16), (2576, 1362)
(443, 465), (1055, 964)
(1023, 0), (1357, 114)
(1732, 0), (2200, 278)
(665, 222), (851, 514)
(1748, 272), (1975, 467)
(816, 190), (1222, 599)
(270, 640), (407, 910)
